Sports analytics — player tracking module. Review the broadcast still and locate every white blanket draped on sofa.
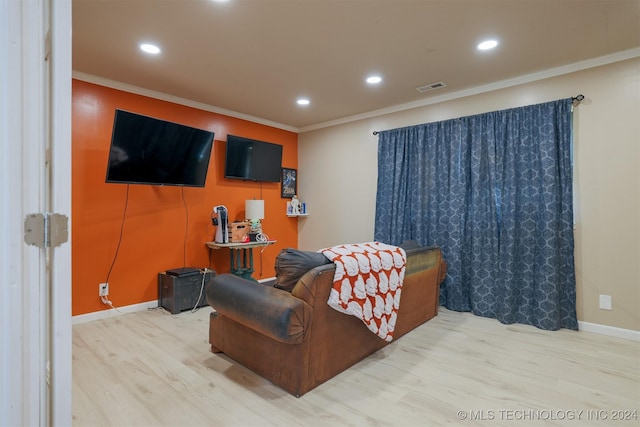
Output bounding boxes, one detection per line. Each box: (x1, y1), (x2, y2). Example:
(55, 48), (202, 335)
(320, 242), (407, 341)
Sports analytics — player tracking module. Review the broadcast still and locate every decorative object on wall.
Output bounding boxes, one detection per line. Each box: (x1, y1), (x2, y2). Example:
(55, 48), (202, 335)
(286, 196), (308, 216)
(290, 195), (301, 214)
(281, 168), (297, 198)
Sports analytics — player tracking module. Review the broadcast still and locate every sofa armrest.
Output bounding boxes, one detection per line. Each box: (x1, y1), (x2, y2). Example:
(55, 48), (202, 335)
(205, 274), (311, 344)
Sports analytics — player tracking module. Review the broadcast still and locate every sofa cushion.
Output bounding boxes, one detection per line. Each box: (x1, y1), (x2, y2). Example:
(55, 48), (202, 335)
(399, 239), (421, 250)
(274, 248), (331, 292)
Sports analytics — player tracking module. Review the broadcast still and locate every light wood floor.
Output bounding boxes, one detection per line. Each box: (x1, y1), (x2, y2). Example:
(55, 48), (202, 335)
(72, 307), (639, 427)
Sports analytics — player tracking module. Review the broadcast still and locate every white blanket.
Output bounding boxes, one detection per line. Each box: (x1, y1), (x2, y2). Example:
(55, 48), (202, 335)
(321, 242), (407, 341)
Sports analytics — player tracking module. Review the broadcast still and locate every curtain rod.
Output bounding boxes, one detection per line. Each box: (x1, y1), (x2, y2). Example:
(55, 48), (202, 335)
(372, 94), (585, 136)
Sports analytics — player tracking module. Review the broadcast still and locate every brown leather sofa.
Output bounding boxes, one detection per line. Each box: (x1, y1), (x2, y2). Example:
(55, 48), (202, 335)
(205, 244), (446, 397)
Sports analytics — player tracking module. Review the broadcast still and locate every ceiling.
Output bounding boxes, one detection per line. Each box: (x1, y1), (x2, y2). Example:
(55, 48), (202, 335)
(72, 0), (640, 131)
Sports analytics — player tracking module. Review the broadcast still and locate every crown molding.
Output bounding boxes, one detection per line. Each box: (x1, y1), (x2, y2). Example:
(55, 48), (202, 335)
(300, 47), (640, 133)
(71, 71), (299, 133)
(74, 48), (640, 135)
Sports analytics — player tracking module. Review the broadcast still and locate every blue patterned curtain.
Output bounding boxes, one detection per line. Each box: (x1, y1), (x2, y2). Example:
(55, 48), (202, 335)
(374, 99), (577, 331)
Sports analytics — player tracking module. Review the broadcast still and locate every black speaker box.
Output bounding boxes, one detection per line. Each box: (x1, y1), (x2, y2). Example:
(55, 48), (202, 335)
(158, 269), (215, 314)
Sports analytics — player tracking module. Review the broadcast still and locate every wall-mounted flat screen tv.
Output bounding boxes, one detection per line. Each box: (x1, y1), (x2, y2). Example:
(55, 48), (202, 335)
(105, 109), (215, 187)
(224, 134), (283, 182)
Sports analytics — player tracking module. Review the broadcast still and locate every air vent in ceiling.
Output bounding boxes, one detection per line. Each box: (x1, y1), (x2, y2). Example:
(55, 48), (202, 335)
(416, 81), (447, 93)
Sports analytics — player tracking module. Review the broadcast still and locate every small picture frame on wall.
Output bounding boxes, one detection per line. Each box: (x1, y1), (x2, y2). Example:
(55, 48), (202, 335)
(281, 168), (297, 198)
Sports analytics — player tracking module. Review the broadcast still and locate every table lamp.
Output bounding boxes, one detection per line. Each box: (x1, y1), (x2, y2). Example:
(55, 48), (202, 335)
(245, 199), (265, 235)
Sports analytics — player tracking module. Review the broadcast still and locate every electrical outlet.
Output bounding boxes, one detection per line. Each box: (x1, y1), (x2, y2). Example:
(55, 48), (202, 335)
(599, 294), (612, 310)
(99, 282), (109, 297)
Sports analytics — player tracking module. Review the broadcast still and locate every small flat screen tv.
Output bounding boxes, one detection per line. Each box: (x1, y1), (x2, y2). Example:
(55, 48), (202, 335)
(224, 134), (283, 182)
(106, 109), (215, 187)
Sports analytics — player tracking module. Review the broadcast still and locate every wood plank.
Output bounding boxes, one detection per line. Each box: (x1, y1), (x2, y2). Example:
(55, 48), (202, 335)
(73, 307), (640, 426)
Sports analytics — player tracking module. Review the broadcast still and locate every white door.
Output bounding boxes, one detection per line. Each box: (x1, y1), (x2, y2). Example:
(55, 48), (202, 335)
(0, 1), (72, 425)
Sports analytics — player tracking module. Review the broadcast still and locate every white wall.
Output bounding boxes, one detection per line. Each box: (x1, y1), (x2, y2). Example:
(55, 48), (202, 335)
(298, 58), (639, 331)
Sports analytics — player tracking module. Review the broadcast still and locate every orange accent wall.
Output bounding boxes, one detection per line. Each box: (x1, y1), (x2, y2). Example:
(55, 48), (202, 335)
(72, 79), (298, 316)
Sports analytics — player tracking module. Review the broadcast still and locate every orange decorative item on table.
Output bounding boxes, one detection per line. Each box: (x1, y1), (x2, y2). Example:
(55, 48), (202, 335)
(230, 221), (250, 243)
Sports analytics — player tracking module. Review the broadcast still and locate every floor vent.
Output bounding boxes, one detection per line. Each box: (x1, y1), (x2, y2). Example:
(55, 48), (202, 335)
(416, 81), (447, 93)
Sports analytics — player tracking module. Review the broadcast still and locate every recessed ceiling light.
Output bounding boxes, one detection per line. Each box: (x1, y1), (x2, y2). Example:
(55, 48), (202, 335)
(366, 75), (383, 85)
(140, 43), (161, 54)
(477, 40), (498, 51)
(297, 98), (310, 106)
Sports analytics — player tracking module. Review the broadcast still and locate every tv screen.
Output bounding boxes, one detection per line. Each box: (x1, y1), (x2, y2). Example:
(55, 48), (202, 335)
(106, 109), (215, 187)
(224, 135), (283, 182)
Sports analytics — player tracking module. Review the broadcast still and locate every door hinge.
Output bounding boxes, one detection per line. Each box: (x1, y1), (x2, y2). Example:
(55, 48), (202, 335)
(24, 213), (69, 248)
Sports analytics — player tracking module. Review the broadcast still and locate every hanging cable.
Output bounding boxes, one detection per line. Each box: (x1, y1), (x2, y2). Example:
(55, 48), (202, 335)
(181, 186), (188, 268)
(102, 184), (130, 309)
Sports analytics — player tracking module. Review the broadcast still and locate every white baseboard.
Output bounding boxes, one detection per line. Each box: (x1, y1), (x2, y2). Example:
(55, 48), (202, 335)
(72, 277), (277, 325)
(72, 300), (160, 325)
(73, 293), (639, 343)
(578, 321), (640, 342)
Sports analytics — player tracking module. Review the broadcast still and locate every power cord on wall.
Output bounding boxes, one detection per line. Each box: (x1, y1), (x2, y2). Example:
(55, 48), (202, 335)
(101, 295), (122, 313)
(181, 187), (189, 269)
(102, 184), (130, 311)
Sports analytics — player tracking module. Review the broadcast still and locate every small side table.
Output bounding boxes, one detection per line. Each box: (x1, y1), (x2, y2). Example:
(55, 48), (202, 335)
(205, 240), (277, 280)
